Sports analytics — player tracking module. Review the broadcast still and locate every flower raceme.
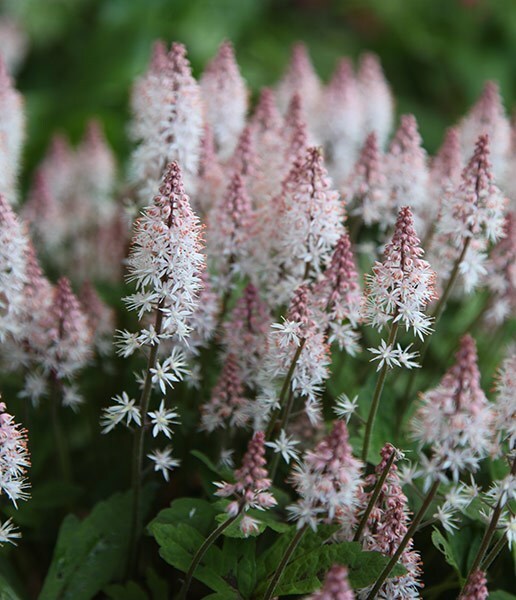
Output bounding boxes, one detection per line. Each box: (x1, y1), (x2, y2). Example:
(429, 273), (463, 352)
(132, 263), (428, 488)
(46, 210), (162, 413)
(214, 431), (276, 536)
(363, 205), (437, 342)
(287, 420), (362, 533)
(0, 400), (30, 546)
(411, 334), (494, 485)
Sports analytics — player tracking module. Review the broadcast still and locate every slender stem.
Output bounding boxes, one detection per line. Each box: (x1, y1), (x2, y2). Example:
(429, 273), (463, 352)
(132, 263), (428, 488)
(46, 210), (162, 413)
(365, 479), (440, 600)
(265, 339), (306, 440)
(353, 449), (396, 542)
(179, 510), (242, 600)
(460, 455), (516, 594)
(269, 388), (295, 483)
(127, 307), (164, 573)
(361, 322), (399, 462)
(263, 525), (307, 600)
(50, 378), (72, 482)
(400, 236), (472, 422)
(480, 532), (506, 571)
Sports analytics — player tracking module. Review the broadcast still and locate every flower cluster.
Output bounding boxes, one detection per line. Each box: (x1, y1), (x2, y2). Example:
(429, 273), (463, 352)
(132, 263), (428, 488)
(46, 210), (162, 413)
(288, 420), (362, 534)
(0, 400), (30, 545)
(214, 431), (277, 536)
(411, 335), (493, 484)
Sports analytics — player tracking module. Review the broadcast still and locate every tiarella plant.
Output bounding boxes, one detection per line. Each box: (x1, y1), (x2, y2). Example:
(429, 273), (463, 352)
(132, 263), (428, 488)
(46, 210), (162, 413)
(0, 33), (514, 600)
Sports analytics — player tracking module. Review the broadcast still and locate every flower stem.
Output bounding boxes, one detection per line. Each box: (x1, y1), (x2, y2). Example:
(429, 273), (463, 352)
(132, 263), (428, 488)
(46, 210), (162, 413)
(361, 322), (399, 462)
(50, 378), (72, 483)
(265, 338), (306, 440)
(269, 388), (295, 482)
(263, 524), (307, 600)
(127, 306), (164, 574)
(178, 509), (242, 600)
(365, 479), (440, 600)
(353, 448), (396, 542)
(460, 454), (516, 594)
(480, 533), (507, 571)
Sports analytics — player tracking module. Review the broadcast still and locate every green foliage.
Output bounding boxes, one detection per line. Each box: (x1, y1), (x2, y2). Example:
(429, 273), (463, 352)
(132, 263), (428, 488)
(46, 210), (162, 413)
(39, 490), (151, 600)
(255, 525), (406, 596)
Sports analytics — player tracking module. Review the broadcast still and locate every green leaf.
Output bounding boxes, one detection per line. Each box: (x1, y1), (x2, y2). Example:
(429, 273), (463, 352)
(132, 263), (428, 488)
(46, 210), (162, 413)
(39, 490), (152, 600)
(256, 534), (406, 596)
(489, 592), (516, 600)
(431, 529), (462, 577)
(150, 522), (234, 595)
(148, 498), (217, 536)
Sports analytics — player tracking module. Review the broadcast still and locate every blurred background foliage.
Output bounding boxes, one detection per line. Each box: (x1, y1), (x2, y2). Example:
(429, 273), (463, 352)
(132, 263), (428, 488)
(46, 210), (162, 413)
(3, 0), (516, 184)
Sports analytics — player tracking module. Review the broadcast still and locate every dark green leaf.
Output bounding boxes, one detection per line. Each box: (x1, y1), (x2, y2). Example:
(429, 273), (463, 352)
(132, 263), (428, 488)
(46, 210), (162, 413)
(39, 490), (152, 600)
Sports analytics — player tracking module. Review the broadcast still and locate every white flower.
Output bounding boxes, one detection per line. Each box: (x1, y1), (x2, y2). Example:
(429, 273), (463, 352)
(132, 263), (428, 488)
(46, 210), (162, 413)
(100, 392), (141, 434)
(271, 320), (302, 347)
(504, 515), (516, 550)
(368, 339), (400, 371)
(62, 385), (83, 411)
(147, 446), (180, 481)
(287, 498), (324, 532)
(18, 372), (47, 406)
(333, 394), (359, 422)
(265, 430), (300, 465)
(147, 400), (180, 438)
(114, 329), (141, 357)
(0, 518), (20, 546)
(396, 343), (420, 369)
(434, 503), (460, 533)
(150, 361), (179, 394)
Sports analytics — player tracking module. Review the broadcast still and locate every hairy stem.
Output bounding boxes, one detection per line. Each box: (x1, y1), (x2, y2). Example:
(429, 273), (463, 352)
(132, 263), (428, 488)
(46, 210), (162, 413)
(263, 525), (307, 600)
(127, 306), (164, 573)
(354, 448), (396, 541)
(50, 378), (72, 483)
(179, 509), (242, 600)
(362, 322), (399, 462)
(460, 454), (516, 594)
(265, 338), (306, 440)
(365, 479), (440, 599)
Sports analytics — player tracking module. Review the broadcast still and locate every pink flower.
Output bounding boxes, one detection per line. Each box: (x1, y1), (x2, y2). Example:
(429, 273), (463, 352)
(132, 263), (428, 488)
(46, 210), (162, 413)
(0, 57), (24, 204)
(200, 40), (248, 160)
(43, 277), (93, 380)
(282, 93), (309, 165)
(79, 281), (115, 356)
(308, 565), (355, 600)
(363, 206), (437, 340)
(385, 115), (429, 233)
(268, 146), (344, 306)
(222, 283), (271, 388)
(201, 354), (248, 432)
(459, 570), (488, 600)
(412, 335), (494, 483)
(484, 212), (516, 324)
(276, 43), (321, 132)
(0, 193), (29, 341)
(356, 444), (422, 599)
(194, 125), (224, 217)
(288, 420), (363, 531)
(347, 132), (390, 228)
(207, 171), (253, 291)
(459, 81), (510, 180)
(214, 431), (276, 535)
(356, 52), (394, 148)
(319, 58), (362, 184)
(130, 41), (203, 199)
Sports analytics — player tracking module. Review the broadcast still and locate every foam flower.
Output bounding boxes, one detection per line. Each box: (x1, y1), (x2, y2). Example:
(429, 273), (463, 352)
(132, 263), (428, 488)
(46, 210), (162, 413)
(200, 40), (248, 160)
(130, 41), (203, 200)
(214, 431), (277, 536)
(412, 335), (494, 484)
